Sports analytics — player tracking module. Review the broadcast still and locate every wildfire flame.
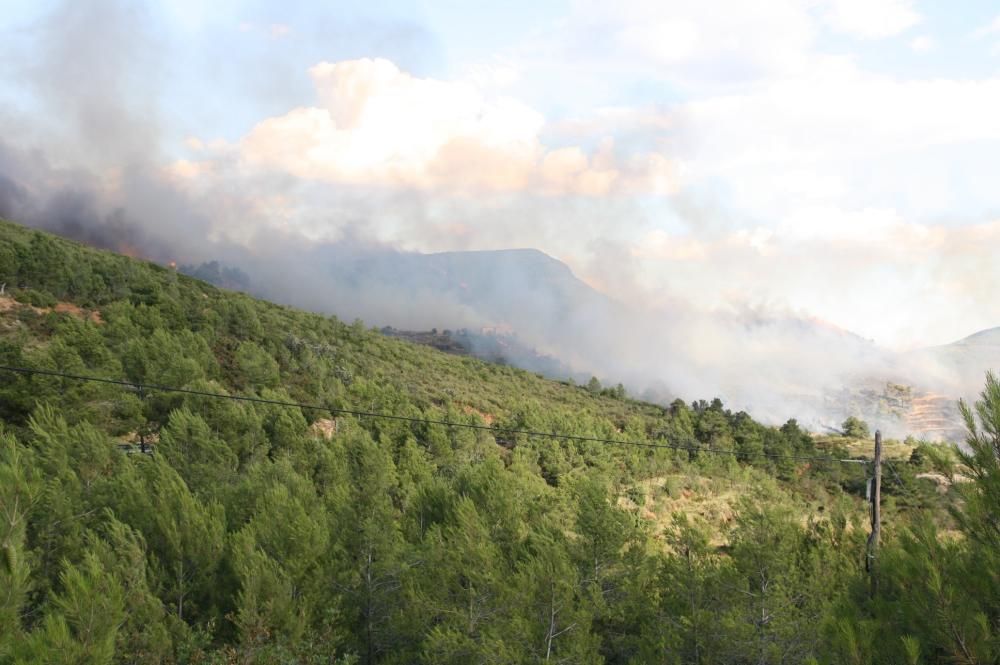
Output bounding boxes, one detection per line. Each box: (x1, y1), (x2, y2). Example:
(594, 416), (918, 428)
(117, 243), (142, 259)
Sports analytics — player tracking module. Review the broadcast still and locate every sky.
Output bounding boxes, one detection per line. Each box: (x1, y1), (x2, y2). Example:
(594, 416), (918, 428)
(3, 0), (1000, 350)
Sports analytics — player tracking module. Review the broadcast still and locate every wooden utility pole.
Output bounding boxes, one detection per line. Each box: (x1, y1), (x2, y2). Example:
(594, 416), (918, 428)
(866, 429), (882, 598)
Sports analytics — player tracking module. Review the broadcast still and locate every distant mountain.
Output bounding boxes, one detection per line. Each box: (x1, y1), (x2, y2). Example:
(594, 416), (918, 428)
(906, 327), (1000, 395)
(179, 245), (620, 382)
(304, 246), (626, 378)
(950, 327), (1000, 346)
(323, 247), (619, 333)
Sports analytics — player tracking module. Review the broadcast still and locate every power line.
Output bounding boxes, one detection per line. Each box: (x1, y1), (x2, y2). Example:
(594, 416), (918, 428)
(885, 460), (907, 488)
(0, 364), (869, 466)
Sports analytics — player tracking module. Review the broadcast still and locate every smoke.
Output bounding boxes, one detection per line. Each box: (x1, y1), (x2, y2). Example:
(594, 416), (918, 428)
(0, 128), (980, 436)
(0, 0), (993, 440)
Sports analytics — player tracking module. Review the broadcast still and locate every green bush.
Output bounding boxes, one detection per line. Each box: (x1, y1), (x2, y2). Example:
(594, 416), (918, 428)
(14, 287), (57, 308)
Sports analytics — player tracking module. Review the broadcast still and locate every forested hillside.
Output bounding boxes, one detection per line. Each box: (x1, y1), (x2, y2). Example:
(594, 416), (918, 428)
(0, 219), (997, 664)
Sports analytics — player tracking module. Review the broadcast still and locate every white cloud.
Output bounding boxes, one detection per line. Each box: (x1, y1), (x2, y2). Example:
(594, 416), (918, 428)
(909, 35), (934, 52)
(232, 58), (673, 196)
(236, 21), (293, 40)
(564, 0), (818, 83)
(972, 14), (1000, 38)
(616, 18), (702, 65)
(673, 58), (1000, 219)
(822, 0), (920, 39)
(269, 23), (291, 39)
(973, 14), (1000, 54)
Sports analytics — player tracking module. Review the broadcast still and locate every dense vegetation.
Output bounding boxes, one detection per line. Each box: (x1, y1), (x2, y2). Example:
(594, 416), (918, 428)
(0, 220), (997, 664)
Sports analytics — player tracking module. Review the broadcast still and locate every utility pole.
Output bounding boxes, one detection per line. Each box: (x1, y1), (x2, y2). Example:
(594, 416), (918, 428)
(866, 429), (882, 598)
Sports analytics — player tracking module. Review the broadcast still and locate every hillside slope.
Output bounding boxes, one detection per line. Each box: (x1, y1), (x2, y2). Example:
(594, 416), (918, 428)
(328, 247), (615, 325)
(909, 326), (1000, 392)
(0, 219), (980, 664)
(203, 242), (625, 380)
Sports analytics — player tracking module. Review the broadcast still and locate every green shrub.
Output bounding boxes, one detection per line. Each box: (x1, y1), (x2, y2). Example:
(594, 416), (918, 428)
(14, 287), (57, 308)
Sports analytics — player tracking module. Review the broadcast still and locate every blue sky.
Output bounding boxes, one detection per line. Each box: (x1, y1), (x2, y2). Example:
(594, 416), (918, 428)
(3, 0), (1000, 348)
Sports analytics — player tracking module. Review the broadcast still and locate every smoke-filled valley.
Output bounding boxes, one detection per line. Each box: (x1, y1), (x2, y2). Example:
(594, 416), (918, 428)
(2, 133), (994, 439)
(1, 148), (993, 441)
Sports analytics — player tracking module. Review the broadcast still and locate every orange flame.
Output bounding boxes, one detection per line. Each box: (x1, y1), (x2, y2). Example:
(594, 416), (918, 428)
(117, 243), (142, 259)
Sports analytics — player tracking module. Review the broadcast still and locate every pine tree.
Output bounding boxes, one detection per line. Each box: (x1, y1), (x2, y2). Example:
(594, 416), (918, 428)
(646, 514), (724, 665)
(413, 497), (508, 664)
(115, 459), (225, 625)
(232, 479), (330, 650)
(20, 552), (126, 665)
(0, 432), (41, 658)
(86, 518), (173, 663)
(720, 502), (822, 664)
(510, 533), (602, 664)
(158, 407), (238, 497)
(956, 371), (1000, 637)
(330, 429), (407, 663)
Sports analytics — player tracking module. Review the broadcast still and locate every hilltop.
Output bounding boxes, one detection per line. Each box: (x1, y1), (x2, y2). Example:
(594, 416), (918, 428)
(950, 326), (1000, 346)
(330, 247), (611, 323)
(0, 219), (993, 664)
(899, 326), (1000, 423)
(183, 243), (622, 380)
